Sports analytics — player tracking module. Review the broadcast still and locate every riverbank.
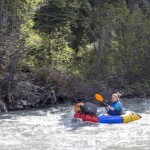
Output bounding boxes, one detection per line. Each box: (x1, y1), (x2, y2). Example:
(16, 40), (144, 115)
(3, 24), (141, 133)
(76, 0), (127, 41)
(0, 71), (149, 113)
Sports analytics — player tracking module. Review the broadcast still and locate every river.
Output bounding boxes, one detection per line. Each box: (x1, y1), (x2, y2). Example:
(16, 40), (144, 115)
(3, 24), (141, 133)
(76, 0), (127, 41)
(0, 98), (150, 150)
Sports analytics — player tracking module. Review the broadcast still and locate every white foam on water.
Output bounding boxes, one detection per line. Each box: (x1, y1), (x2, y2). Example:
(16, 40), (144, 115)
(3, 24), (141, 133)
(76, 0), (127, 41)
(0, 100), (150, 150)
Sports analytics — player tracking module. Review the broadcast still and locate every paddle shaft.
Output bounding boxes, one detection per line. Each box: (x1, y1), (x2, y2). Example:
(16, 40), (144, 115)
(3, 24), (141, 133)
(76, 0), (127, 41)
(101, 101), (109, 107)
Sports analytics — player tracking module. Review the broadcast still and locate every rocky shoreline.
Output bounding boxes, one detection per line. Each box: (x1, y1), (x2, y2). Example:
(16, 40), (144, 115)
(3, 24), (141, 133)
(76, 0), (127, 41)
(0, 78), (149, 113)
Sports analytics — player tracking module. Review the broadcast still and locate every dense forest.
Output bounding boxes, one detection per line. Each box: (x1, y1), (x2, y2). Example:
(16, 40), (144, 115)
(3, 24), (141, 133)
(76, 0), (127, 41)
(0, 0), (150, 112)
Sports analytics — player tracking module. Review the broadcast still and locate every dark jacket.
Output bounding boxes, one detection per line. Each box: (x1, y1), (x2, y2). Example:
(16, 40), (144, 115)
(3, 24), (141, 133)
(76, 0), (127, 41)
(80, 102), (98, 116)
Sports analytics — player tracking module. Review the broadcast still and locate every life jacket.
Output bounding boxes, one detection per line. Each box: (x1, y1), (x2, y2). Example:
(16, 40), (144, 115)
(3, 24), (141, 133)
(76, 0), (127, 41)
(108, 100), (123, 116)
(74, 102), (98, 116)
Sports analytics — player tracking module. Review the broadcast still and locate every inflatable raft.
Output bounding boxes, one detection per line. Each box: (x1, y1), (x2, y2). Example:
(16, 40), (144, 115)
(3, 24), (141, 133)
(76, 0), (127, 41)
(74, 111), (141, 124)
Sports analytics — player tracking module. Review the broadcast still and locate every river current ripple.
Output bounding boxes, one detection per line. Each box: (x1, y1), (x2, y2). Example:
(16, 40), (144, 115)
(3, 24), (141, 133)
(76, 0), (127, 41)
(0, 98), (150, 150)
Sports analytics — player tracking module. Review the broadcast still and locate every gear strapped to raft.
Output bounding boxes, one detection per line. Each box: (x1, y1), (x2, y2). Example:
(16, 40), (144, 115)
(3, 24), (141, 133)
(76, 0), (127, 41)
(74, 102), (98, 116)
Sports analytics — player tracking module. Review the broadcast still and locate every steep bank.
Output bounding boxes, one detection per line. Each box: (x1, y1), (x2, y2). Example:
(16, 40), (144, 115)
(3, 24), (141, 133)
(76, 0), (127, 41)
(0, 67), (149, 113)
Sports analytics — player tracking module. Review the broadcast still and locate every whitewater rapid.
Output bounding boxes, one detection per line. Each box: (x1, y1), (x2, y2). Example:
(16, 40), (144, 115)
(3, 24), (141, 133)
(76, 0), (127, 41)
(0, 98), (150, 150)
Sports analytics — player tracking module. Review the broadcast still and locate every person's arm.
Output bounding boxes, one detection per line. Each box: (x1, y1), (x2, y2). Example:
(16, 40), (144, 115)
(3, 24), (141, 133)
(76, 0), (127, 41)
(106, 105), (115, 115)
(107, 102), (122, 111)
(107, 105), (114, 110)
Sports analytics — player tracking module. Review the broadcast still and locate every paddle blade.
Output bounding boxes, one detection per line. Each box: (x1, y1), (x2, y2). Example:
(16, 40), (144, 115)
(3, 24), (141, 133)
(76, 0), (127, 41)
(95, 94), (104, 102)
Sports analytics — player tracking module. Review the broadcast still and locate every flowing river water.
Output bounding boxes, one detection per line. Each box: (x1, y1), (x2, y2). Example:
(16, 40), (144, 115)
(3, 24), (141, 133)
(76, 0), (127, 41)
(0, 98), (150, 150)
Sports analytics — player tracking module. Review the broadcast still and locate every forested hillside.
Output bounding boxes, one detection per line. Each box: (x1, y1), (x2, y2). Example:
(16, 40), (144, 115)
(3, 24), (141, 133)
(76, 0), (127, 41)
(0, 0), (150, 112)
